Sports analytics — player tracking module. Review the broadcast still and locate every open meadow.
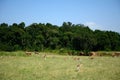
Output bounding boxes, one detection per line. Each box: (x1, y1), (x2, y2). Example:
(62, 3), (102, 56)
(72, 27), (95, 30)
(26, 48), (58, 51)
(0, 51), (120, 80)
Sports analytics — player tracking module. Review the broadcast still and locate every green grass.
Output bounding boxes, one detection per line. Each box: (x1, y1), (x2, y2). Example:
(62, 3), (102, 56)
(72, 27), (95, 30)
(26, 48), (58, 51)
(0, 51), (120, 80)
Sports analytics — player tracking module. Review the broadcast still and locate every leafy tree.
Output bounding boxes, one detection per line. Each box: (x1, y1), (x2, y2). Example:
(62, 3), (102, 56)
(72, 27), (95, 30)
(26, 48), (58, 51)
(94, 30), (111, 51)
(0, 22), (120, 53)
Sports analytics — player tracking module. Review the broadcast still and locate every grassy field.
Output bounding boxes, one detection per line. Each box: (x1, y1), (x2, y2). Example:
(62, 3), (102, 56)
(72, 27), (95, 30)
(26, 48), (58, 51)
(0, 51), (120, 80)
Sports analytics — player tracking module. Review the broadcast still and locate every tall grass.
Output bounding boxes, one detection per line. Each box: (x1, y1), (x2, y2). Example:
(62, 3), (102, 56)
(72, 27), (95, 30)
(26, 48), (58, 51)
(0, 51), (120, 80)
(0, 51), (26, 56)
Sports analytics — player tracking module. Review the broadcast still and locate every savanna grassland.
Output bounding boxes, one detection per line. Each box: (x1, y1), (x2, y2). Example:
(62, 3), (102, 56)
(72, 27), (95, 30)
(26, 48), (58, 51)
(0, 51), (120, 80)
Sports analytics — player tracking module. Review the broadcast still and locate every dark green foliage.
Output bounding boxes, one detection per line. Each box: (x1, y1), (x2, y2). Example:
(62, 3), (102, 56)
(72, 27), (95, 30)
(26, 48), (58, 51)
(0, 22), (120, 55)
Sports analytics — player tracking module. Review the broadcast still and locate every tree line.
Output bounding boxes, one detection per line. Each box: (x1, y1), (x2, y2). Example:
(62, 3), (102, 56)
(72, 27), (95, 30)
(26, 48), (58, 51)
(0, 22), (120, 52)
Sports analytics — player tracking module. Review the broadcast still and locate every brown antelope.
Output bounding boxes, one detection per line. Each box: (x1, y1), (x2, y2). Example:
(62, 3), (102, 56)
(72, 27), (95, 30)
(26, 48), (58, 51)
(73, 57), (79, 61)
(73, 57), (77, 60)
(89, 52), (96, 59)
(112, 52), (120, 57)
(34, 51), (39, 54)
(79, 52), (84, 56)
(43, 54), (47, 60)
(25, 51), (32, 56)
(76, 64), (82, 72)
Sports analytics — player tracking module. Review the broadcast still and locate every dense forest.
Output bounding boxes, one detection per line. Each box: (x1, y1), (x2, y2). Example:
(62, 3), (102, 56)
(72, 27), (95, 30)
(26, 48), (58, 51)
(0, 22), (120, 53)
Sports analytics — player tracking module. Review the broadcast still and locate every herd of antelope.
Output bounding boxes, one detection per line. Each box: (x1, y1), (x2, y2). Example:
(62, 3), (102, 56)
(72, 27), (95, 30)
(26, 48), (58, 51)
(89, 51), (120, 58)
(25, 50), (120, 57)
(25, 51), (47, 60)
(25, 51), (39, 55)
(25, 51), (120, 61)
(25, 51), (120, 72)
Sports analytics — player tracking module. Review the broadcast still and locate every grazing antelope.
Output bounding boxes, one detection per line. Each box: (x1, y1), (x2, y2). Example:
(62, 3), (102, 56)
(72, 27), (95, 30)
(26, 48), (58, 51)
(73, 57), (77, 60)
(43, 54), (47, 60)
(79, 52), (84, 56)
(25, 51), (32, 56)
(73, 57), (80, 61)
(89, 52), (96, 56)
(112, 52), (120, 57)
(77, 57), (80, 60)
(34, 51), (39, 54)
(89, 52), (96, 59)
(76, 64), (82, 72)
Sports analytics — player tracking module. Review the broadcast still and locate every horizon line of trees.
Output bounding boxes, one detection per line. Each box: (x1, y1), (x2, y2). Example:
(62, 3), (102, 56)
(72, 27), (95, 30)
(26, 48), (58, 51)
(0, 22), (120, 52)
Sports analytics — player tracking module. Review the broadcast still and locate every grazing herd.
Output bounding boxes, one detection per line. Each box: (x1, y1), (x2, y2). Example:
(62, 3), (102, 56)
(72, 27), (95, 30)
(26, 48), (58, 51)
(25, 51), (47, 60)
(25, 51), (120, 57)
(112, 52), (120, 57)
(25, 51), (39, 56)
(68, 51), (120, 58)
(24, 51), (120, 72)
(25, 51), (32, 56)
